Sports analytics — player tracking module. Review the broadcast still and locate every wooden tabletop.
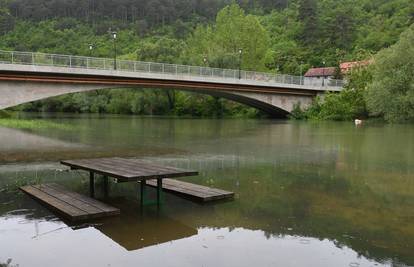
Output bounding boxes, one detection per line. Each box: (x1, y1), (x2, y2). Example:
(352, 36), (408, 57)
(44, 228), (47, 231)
(61, 157), (198, 182)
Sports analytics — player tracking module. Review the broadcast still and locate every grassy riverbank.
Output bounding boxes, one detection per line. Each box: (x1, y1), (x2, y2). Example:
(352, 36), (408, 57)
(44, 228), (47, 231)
(0, 118), (72, 131)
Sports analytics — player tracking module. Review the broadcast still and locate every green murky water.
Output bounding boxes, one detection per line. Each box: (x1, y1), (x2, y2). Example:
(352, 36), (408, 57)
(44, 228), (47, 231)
(0, 114), (413, 267)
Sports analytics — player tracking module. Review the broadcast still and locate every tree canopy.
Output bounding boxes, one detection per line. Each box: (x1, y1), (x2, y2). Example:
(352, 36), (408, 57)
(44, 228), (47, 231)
(366, 25), (414, 122)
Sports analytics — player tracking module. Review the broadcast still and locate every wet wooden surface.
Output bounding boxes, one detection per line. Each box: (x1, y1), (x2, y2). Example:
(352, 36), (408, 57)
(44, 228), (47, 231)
(146, 178), (234, 202)
(61, 157), (199, 182)
(20, 183), (120, 221)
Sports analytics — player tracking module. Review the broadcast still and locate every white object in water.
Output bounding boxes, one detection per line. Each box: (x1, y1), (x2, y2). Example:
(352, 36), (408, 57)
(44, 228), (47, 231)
(354, 119), (363, 126)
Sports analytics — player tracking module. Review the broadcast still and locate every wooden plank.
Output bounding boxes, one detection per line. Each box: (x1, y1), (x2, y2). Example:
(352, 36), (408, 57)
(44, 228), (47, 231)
(145, 179), (234, 202)
(61, 157), (198, 181)
(45, 183), (119, 215)
(156, 180), (229, 197)
(20, 184), (120, 221)
(32, 184), (103, 215)
(20, 185), (89, 221)
(162, 179), (231, 195)
(151, 183), (231, 201)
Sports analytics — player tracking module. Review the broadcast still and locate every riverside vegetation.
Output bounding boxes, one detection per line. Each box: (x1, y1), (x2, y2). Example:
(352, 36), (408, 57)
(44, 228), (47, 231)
(0, 0), (413, 122)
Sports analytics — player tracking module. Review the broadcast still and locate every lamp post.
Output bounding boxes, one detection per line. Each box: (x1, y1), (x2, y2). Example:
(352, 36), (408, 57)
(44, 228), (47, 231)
(322, 60), (326, 86)
(238, 48), (243, 79)
(88, 44), (94, 57)
(200, 56), (207, 75)
(112, 31), (117, 70)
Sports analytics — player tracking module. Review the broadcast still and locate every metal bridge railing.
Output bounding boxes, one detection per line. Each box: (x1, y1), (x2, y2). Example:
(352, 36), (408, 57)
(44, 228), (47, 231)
(0, 50), (344, 89)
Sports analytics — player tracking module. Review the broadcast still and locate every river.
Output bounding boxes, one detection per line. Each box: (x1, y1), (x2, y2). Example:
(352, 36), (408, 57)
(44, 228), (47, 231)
(0, 114), (413, 267)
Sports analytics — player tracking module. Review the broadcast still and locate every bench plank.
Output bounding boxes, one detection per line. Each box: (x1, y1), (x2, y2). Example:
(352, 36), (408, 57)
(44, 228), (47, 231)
(20, 184), (120, 221)
(145, 179), (234, 202)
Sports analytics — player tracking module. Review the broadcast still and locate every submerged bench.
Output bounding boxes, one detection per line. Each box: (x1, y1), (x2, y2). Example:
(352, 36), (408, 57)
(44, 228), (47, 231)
(20, 183), (120, 221)
(146, 178), (234, 202)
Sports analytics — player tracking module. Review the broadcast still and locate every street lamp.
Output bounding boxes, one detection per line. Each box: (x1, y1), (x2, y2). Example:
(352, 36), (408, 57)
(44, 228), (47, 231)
(112, 31), (117, 70)
(238, 48), (243, 79)
(88, 44), (94, 57)
(202, 56), (208, 76)
(322, 60), (326, 86)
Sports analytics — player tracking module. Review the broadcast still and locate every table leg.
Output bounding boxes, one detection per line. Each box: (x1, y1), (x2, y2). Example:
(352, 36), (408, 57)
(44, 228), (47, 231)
(157, 178), (163, 206)
(140, 180), (146, 206)
(103, 175), (109, 198)
(89, 172), (95, 197)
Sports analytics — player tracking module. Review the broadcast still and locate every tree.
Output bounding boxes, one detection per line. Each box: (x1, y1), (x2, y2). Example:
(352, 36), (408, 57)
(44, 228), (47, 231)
(297, 0), (318, 45)
(366, 24), (414, 122)
(320, 1), (358, 50)
(0, 3), (14, 35)
(183, 3), (270, 70)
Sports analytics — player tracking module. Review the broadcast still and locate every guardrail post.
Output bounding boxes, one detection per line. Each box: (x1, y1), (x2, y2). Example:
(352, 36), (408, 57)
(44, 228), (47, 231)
(32, 53), (35, 65)
(69, 56), (72, 68)
(11, 52), (13, 64)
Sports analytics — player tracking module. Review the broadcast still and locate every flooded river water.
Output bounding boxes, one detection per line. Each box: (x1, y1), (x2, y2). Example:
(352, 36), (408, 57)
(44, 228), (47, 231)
(0, 114), (413, 267)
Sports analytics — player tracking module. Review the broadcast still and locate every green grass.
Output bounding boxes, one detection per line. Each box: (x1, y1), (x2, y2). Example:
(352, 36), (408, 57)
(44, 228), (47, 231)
(0, 118), (73, 131)
(0, 110), (12, 119)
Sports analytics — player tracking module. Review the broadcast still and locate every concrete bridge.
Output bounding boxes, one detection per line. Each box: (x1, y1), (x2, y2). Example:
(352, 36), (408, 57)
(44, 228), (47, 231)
(0, 50), (344, 117)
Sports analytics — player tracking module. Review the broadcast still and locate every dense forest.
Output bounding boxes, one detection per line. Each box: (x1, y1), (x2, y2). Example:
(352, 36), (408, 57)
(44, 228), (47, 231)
(0, 0), (413, 121)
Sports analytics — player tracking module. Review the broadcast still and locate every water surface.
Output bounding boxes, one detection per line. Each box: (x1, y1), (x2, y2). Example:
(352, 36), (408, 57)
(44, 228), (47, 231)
(0, 114), (413, 267)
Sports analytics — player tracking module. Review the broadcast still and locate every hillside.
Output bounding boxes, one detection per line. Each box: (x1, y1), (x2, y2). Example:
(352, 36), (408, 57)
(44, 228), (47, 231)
(0, 0), (412, 118)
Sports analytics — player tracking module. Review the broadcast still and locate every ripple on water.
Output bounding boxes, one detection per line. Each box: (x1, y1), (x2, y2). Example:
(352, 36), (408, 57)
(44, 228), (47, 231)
(5, 209), (35, 217)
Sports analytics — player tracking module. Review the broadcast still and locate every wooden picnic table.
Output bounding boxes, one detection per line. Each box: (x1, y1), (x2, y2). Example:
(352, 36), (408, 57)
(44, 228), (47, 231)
(61, 157), (199, 205)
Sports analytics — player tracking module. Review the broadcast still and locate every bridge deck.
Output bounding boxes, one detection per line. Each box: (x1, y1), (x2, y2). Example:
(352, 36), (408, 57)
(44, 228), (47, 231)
(20, 183), (120, 221)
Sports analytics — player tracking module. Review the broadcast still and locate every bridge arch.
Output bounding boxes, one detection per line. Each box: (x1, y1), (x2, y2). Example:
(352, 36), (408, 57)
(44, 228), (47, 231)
(0, 80), (312, 117)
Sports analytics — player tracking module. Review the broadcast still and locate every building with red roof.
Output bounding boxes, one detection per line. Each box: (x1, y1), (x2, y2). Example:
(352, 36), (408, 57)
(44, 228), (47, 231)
(304, 67), (336, 78)
(340, 60), (371, 74)
(303, 67), (336, 87)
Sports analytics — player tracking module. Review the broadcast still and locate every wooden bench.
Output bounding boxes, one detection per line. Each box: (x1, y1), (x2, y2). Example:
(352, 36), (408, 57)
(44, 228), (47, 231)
(20, 183), (120, 221)
(146, 178), (234, 202)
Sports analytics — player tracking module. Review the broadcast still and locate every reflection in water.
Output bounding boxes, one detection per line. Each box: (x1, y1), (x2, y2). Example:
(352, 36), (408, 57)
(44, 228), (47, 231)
(0, 213), (396, 267)
(95, 206), (198, 251)
(0, 115), (413, 267)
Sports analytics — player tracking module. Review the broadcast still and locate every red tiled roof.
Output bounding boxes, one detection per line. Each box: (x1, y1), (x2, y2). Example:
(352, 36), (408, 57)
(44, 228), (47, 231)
(340, 60), (371, 73)
(304, 67), (336, 77)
